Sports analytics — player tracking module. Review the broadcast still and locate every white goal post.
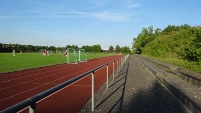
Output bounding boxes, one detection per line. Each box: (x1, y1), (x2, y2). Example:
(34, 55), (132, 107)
(67, 48), (87, 63)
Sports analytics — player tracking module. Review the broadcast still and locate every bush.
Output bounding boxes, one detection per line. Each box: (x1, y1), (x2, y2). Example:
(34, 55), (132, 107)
(179, 27), (201, 63)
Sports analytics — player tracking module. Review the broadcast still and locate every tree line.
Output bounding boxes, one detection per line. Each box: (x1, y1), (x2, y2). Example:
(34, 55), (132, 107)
(0, 43), (51, 53)
(67, 44), (131, 54)
(0, 43), (131, 54)
(133, 24), (201, 63)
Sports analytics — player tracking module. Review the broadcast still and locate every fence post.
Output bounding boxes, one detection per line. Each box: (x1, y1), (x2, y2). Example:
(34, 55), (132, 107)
(67, 48), (69, 63)
(79, 50), (81, 62)
(91, 72), (94, 111)
(29, 102), (36, 113)
(117, 60), (119, 73)
(121, 57), (123, 67)
(106, 64), (109, 89)
(118, 59), (120, 71)
(113, 61), (114, 79)
(119, 59), (121, 71)
(120, 58), (122, 68)
(123, 56), (125, 64)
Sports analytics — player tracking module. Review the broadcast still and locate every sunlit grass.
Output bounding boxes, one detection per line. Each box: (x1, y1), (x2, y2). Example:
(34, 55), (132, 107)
(0, 53), (114, 73)
(142, 54), (201, 73)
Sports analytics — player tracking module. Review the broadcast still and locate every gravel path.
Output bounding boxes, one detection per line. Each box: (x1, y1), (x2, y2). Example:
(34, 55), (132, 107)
(80, 55), (190, 113)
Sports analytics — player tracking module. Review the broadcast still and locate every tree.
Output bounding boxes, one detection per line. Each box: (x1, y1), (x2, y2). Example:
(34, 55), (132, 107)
(133, 26), (156, 54)
(82, 45), (92, 52)
(91, 44), (101, 52)
(120, 46), (131, 54)
(66, 45), (71, 49)
(0, 43), (3, 52)
(49, 46), (56, 52)
(75, 45), (79, 49)
(66, 45), (79, 49)
(71, 45), (76, 49)
(13, 44), (20, 52)
(19, 45), (26, 52)
(108, 45), (114, 52)
(179, 26), (201, 63)
(26, 45), (34, 52)
(115, 45), (121, 53)
(155, 28), (161, 36)
(56, 47), (63, 52)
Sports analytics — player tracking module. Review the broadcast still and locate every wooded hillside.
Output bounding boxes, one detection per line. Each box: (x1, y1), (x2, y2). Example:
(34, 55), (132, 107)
(133, 24), (201, 72)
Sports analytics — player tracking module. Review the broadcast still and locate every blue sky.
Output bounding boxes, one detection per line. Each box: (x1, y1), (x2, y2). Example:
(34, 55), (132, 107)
(0, 0), (201, 49)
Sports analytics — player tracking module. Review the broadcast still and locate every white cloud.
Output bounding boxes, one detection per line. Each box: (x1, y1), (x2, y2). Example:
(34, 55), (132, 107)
(127, 2), (140, 8)
(0, 10), (133, 22)
(51, 11), (131, 22)
(92, 11), (129, 21)
(0, 16), (25, 19)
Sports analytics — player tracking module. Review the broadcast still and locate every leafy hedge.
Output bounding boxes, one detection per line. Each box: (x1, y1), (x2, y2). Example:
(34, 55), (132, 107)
(179, 27), (201, 63)
(133, 24), (201, 63)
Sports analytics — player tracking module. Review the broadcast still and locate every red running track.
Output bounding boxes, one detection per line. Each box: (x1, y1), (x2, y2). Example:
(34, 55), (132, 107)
(0, 55), (123, 113)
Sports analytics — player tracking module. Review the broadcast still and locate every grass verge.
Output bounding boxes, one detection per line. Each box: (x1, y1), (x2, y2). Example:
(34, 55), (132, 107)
(142, 54), (201, 73)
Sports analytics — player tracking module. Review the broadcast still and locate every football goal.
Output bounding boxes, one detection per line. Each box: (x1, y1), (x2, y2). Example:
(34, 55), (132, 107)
(67, 48), (87, 63)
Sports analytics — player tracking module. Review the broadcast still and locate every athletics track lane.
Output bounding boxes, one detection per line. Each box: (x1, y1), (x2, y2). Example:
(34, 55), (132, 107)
(0, 55), (122, 112)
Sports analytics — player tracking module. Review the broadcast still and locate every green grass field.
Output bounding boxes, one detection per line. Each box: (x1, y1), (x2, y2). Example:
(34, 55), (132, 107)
(0, 53), (114, 73)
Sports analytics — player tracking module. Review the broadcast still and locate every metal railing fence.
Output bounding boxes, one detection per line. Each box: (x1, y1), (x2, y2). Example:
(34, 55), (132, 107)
(1, 55), (129, 113)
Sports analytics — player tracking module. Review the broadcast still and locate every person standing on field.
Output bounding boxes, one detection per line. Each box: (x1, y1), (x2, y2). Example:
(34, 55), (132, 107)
(13, 50), (15, 56)
(20, 50), (23, 54)
(64, 50), (68, 57)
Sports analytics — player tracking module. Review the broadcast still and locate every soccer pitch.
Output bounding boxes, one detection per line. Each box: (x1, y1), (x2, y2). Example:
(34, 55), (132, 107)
(0, 53), (113, 73)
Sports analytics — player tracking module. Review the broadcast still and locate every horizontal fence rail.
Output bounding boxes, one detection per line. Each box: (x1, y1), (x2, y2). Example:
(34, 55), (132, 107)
(1, 55), (129, 113)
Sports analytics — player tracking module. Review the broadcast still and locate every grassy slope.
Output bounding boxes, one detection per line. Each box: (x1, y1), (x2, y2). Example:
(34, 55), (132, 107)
(0, 53), (114, 73)
(142, 54), (201, 72)
(141, 30), (201, 72)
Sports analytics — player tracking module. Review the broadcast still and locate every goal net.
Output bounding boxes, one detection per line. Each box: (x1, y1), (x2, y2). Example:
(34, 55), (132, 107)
(67, 48), (87, 63)
(79, 49), (87, 62)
